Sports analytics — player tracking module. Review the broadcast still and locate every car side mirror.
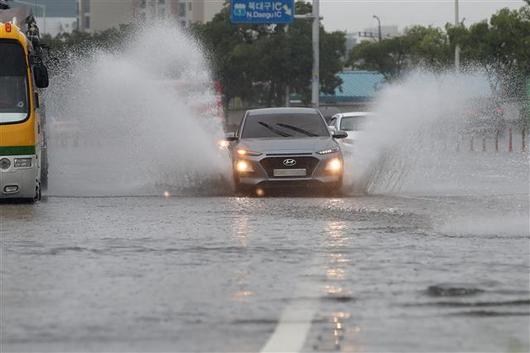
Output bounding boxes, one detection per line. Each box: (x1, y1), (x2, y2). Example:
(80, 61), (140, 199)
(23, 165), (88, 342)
(225, 132), (238, 142)
(328, 126), (337, 133)
(333, 130), (348, 139)
(33, 63), (49, 88)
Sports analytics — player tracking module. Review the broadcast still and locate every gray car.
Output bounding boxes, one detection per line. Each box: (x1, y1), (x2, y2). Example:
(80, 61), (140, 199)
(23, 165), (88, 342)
(226, 107), (347, 194)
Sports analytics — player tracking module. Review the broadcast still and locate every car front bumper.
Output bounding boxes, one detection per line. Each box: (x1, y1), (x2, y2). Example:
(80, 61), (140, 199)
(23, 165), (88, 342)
(233, 152), (343, 189)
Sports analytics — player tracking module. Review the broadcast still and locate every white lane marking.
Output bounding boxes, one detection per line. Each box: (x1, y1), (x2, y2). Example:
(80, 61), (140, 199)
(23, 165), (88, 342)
(260, 261), (322, 353)
(260, 304), (316, 353)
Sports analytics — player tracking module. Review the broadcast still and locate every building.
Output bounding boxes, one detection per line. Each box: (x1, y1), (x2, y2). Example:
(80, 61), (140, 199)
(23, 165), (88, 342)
(36, 17), (77, 36)
(11, 0), (77, 35)
(136, 0), (224, 27)
(320, 70), (386, 106)
(286, 71), (386, 114)
(78, 0), (224, 32)
(78, 0), (135, 32)
(22, 0), (77, 17)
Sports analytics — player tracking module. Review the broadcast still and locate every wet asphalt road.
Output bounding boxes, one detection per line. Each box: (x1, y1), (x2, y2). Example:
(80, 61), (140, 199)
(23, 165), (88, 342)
(2, 190), (529, 352)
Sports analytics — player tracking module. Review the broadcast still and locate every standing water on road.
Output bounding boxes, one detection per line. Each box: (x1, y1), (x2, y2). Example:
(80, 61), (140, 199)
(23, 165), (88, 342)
(344, 69), (528, 250)
(44, 22), (231, 197)
(2, 34), (528, 352)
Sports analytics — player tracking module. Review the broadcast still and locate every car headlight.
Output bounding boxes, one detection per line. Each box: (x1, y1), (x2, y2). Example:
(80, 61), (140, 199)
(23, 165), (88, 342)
(325, 158), (342, 172)
(218, 139), (230, 149)
(237, 149), (262, 157)
(14, 158), (32, 168)
(235, 160), (254, 173)
(317, 147), (339, 155)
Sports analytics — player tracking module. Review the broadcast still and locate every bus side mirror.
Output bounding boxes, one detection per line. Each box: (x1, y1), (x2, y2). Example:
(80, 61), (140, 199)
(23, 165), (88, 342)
(33, 63), (49, 88)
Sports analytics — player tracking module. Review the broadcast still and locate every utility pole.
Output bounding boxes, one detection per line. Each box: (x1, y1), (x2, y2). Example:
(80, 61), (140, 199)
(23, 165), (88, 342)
(294, 0), (321, 108)
(311, 0), (320, 108)
(373, 15), (382, 42)
(285, 24), (290, 107)
(454, 0), (460, 71)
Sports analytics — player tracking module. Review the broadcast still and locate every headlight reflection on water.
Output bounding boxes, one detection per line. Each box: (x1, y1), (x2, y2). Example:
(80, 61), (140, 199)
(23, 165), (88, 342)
(318, 220), (361, 351)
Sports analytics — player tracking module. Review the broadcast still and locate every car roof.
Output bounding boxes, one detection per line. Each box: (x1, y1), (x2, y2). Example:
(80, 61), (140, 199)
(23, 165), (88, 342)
(247, 107), (320, 116)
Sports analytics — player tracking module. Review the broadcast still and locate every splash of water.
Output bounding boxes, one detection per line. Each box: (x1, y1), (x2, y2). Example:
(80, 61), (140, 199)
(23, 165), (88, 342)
(345, 70), (528, 196)
(45, 22), (231, 197)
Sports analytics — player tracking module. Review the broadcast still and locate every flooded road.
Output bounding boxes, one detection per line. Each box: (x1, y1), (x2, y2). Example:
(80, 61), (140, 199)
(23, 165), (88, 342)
(2, 187), (529, 352)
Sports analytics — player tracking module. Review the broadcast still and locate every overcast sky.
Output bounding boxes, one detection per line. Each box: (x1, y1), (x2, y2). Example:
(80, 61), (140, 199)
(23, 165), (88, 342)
(26, 0), (527, 33)
(320, 0), (525, 33)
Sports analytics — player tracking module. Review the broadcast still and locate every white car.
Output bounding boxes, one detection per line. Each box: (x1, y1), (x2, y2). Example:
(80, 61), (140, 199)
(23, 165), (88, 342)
(328, 112), (373, 148)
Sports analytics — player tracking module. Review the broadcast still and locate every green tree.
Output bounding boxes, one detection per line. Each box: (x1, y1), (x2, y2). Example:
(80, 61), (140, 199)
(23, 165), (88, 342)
(348, 25), (450, 80)
(193, 7), (261, 106)
(447, 5), (530, 98)
(406, 26), (451, 69)
(348, 37), (409, 80)
(193, 1), (345, 106)
(349, 3), (530, 101)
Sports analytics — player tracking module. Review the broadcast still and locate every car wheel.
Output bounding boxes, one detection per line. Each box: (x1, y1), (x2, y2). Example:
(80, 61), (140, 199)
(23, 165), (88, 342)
(32, 184), (41, 202)
(327, 178), (343, 197)
(41, 165), (48, 190)
(234, 182), (251, 196)
(233, 174), (244, 194)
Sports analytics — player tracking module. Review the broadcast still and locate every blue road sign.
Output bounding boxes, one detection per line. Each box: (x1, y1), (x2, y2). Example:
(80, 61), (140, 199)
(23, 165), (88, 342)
(230, 0), (294, 24)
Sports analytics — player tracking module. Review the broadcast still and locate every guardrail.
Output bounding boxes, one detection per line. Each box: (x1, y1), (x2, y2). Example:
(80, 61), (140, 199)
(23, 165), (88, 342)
(456, 127), (528, 153)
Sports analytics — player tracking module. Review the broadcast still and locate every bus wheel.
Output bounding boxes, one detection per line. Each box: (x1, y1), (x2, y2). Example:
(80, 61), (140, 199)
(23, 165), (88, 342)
(34, 185), (41, 202)
(41, 167), (48, 190)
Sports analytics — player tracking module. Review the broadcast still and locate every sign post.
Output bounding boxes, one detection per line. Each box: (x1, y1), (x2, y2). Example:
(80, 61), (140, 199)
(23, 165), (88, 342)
(311, 0), (319, 108)
(230, 0), (294, 24)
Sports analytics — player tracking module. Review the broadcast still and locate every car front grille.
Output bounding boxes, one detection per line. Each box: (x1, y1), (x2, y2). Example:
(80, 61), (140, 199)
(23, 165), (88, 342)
(260, 156), (320, 178)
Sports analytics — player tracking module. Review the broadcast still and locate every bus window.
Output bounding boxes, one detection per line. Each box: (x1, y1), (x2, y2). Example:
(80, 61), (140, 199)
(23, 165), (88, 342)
(0, 40), (28, 124)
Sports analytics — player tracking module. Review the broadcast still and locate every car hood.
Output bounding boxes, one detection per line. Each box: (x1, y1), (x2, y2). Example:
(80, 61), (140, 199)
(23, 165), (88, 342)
(238, 137), (337, 154)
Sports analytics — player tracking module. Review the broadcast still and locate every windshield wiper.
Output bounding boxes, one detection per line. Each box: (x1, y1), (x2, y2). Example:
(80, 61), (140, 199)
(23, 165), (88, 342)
(258, 121), (292, 137)
(276, 123), (318, 137)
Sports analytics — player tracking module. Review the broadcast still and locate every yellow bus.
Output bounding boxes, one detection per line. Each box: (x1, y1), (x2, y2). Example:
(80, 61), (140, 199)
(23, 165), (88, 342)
(0, 10), (49, 201)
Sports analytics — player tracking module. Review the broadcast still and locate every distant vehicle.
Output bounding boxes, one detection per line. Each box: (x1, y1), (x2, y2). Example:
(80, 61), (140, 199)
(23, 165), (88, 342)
(225, 107), (347, 194)
(0, 5), (50, 201)
(328, 112), (374, 147)
(319, 106), (341, 124)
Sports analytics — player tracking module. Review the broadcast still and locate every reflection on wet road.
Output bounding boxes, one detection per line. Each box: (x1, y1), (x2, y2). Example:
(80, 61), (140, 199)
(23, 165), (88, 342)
(1, 194), (529, 352)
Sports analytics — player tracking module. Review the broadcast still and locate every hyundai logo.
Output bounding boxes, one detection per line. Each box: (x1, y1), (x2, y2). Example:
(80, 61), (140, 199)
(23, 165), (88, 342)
(283, 159), (296, 167)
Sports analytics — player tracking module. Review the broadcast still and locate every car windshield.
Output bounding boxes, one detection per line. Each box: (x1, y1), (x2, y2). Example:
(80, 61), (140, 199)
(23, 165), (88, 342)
(340, 116), (367, 131)
(241, 113), (329, 138)
(0, 41), (29, 124)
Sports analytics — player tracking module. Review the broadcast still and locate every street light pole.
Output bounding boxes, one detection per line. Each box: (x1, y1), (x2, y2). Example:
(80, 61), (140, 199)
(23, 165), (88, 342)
(311, 0), (320, 108)
(454, 0), (460, 71)
(373, 15), (381, 42)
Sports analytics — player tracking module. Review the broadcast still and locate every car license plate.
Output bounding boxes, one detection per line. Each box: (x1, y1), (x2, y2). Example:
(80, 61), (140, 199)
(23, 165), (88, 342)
(273, 168), (306, 177)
